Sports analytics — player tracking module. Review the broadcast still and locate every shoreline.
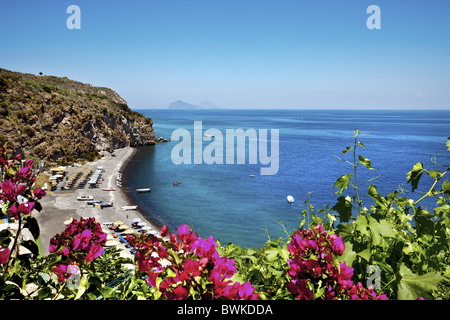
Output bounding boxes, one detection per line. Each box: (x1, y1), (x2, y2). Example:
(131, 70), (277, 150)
(35, 146), (162, 257)
(118, 147), (165, 232)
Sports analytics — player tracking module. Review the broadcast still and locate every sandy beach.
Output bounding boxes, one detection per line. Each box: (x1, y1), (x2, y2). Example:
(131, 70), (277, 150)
(35, 146), (160, 257)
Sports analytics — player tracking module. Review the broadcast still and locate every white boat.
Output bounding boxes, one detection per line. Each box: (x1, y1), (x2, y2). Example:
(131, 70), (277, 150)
(287, 195), (294, 203)
(136, 188), (151, 193)
(77, 195), (93, 201)
(121, 205), (138, 210)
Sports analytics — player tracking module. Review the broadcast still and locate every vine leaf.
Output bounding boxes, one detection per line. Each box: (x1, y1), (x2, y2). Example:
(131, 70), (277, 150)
(406, 162), (424, 191)
(333, 173), (352, 196)
(398, 264), (444, 300)
(358, 155), (375, 171)
(332, 196), (352, 223)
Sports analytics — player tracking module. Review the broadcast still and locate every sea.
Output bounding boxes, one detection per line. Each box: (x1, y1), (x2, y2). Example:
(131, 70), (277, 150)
(123, 109), (450, 248)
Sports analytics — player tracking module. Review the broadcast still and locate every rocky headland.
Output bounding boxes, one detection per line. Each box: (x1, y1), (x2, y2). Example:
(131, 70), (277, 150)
(0, 68), (166, 163)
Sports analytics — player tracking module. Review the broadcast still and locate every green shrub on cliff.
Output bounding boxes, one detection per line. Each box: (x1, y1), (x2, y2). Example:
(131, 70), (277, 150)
(0, 68), (156, 163)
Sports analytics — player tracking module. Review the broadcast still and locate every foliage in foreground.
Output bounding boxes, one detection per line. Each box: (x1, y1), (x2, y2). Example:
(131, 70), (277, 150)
(0, 132), (449, 300)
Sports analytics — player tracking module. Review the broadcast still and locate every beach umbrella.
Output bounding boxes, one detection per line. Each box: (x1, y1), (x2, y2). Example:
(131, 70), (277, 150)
(122, 229), (136, 234)
(63, 218), (73, 225)
(105, 239), (120, 247)
(131, 218), (142, 223)
(137, 222), (147, 227)
(118, 224), (130, 230)
(141, 226), (152, 231)
(113, 221), (124, 226)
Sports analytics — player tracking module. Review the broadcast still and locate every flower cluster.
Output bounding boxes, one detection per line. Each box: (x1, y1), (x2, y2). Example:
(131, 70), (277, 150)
(0, 148), (45, 220)
(49, 217), (107, 282)
(286, 223), (387, 300)
(127, 224), (259, 300)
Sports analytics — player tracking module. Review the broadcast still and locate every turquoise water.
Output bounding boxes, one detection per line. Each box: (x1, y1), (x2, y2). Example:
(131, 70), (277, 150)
(124, 109), (450, 248)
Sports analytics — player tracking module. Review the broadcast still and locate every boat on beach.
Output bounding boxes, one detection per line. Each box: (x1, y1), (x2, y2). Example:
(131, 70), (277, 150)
(102, 187), (116, 191)
(121, 205), (138, 210)
(136, 188), (151, 193)
(77, 195), (93, 201)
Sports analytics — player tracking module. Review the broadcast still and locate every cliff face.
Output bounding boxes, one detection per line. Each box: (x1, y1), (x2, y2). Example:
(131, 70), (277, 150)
(0, 68), (159, 162)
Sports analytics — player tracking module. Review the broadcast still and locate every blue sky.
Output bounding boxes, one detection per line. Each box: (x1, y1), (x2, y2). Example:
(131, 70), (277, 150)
(1, 0), (449, 109)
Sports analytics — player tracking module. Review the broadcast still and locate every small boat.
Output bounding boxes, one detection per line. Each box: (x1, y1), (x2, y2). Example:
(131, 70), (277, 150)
(121, 205), (138, 210)
(249, 174), (255, 178)
(102, 187), (116, 191)
(172, 182), (182, 186)
(87, 200), (103, 205)
(136, 188), (151, 193)
(77, 195), (93, 201)
(287, 195), (294, 203)
(96, 202), (113, 209)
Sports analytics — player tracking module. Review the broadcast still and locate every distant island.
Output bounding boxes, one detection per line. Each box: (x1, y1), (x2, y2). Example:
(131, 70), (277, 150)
(168, 100), (223, 109)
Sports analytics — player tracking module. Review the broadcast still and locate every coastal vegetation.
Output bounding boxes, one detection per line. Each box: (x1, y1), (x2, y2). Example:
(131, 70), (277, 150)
(0, 131), (449, 300)
(0, 68), (157, 165)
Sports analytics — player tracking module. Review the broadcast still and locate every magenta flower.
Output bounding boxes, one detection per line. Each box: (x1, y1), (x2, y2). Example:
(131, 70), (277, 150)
(85, 243), (104, 262)
(0, 247), (10, 265)
(33, 188), (46, 199)
(52, 264), (77, 283)
(18, 201), (35, 215)
(0, 179), (15, 202)
(160, 225), (169, 237)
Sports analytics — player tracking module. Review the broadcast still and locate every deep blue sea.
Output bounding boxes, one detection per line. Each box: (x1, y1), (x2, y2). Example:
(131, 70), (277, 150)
(124, 109), (450, 248)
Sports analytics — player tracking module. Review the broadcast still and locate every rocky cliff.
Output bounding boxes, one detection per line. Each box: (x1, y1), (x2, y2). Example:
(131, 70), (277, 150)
(0, 68), (162, 162)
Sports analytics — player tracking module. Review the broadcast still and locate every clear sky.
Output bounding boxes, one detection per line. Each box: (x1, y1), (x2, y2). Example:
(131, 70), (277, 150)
(1, 0), (449, 109)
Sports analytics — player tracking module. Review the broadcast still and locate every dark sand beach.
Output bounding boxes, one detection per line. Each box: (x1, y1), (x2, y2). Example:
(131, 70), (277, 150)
(35, 146), (161, 257)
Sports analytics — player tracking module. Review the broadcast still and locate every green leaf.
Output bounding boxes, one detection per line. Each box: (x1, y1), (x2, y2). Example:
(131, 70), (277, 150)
(413, 207), (434, 236)
(332, 196), (353, 223)
(338, 242), (357, 267)
(23, 216), (42, 257)
(155, 268), (176, 288)
(75, 275), (88, 300)
(406, 162), (424, 191)
(358, 248), (371, 262)
(100, 287), (118, 299)
(355, 215), (370, 236)
(357, 141), (366, 149)
(368, 184), (386, 209)
(368, 217), (396, 245)
(336, 224), (353, 241)
(446, 140), (450, 151)
(333, 173), (352, 196)
(398, 263), (445, 300)
(19, 240), (39, 257)
(358, 155), (375, 170)
(341, 146), (352, 154)
(440, 180), (450, 196)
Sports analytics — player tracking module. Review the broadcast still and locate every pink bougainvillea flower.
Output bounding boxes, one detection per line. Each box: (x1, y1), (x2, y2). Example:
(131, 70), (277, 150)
(7, 204), (19, 220)
(172, 285), (188, 300)
(0, 179), (15, 202)
(0, 247), (10, 264)
(329, 233), (345, 255)
(33, 188), (46, 199)
(238, 281), (260, 300)
(85, 243), (104, 262)
(17, 201), (35, 215)
(52, 264), (77, 282)
(160, 225), (169, 237)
